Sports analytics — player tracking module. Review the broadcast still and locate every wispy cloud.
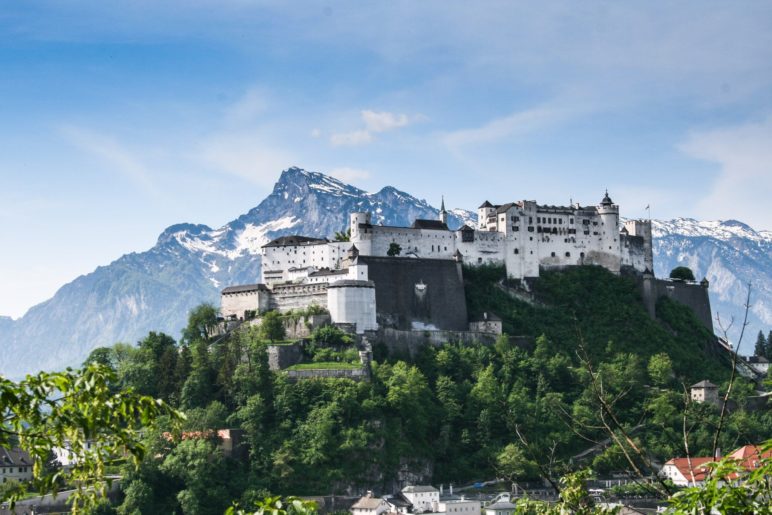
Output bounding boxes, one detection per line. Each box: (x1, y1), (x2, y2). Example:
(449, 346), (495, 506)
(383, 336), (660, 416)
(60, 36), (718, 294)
(679, 116), (772, 230)
(442, 105), (578, 148)
(224, 87), (269, 125)
(59, 125), (158, 196)
(199, 131), (295, 186)
(330, 109), (421, 146)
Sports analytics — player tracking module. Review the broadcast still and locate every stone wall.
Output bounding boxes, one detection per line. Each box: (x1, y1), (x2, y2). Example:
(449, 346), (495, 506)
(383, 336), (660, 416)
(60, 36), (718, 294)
(284, 367), (369, 380)
(641, 276), (714, 333)
(266, 343), (304, 371)
(282, 314), (331, 339)
(358, 256), (468, 331)
(375, 328), (499, 358)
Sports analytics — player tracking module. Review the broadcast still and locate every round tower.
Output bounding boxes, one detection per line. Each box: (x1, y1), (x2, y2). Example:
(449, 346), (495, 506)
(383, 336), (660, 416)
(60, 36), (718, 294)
(597, 190), (620, 234)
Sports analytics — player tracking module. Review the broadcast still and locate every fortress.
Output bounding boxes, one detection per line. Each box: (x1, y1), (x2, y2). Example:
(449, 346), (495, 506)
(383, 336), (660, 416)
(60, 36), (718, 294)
(219, 191), (703, 336)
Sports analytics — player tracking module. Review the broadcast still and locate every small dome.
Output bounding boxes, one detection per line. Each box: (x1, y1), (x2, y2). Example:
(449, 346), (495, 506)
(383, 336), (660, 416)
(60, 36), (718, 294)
(600, 190), (614, 206)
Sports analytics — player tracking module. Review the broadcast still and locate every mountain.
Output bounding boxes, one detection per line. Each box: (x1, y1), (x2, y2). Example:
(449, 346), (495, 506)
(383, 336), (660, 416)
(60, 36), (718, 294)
(651, 218), (772, 348)
(0, 167), (768, 377)
(0, 167), (473, 378)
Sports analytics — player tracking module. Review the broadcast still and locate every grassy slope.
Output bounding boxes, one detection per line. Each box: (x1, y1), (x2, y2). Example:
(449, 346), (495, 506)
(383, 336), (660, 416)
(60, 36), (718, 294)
(464, 265), (730, 383)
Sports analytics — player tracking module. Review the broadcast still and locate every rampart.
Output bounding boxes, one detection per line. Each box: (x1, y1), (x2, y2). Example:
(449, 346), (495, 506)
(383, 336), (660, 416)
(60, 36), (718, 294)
(358, 256), (468, 331)
(641, 276), (714, 333)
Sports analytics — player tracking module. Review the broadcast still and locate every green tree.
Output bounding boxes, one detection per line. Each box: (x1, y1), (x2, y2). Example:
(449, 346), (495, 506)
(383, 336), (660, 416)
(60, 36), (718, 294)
(754, 330), (767, 358)
(227, 496), (318, 515)
(181, 303), (218, 346)
(669, 266), (696, 281)
(0, 364), (178, 512)
(496, 443), (537, 493)
(647, 352), (674, 387)
(259, 311), (286, 343)
(386, 242), (402, 256)
(333, 227), (350, 242)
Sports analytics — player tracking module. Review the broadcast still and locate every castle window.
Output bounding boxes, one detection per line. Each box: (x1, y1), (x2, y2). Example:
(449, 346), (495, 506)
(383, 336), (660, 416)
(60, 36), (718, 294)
(478, 258), (482, 264)
(565, 252), (571, 257)
(580, 252), (585, 258)
(514, 249), (519, 254)
(529, 236), (533, 241)
(528, 226), (534, 232)
(537, 217), (541, 223)
(570, 218), (574, 224)
(551, 252), (556, 257)
(529, 217), (533, 224)
(513, 226), (519, 231)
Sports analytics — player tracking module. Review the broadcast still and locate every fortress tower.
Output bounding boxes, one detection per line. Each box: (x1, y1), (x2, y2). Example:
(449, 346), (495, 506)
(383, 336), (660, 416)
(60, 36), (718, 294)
(596, 190), (622, 273)
(439, 196), (448, 225)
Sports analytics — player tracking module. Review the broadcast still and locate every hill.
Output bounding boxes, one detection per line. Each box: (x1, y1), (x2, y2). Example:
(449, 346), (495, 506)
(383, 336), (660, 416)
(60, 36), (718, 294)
(0, 167), (768, 377)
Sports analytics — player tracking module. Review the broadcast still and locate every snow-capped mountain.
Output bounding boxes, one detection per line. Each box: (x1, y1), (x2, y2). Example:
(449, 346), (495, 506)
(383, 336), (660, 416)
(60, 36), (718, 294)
(0, 167), (473, 378)
(0, 167), (768, 377)
(651, 218), (772, 348)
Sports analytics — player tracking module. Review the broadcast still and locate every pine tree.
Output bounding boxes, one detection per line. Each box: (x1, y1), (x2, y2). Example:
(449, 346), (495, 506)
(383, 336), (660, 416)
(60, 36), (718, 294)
(754, 330), (766, 357)
(767, 330), (772, 360)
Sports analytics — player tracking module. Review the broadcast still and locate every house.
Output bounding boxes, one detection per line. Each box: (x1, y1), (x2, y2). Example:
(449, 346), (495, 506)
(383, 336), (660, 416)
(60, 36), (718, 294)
(0, 448), (33, 484)
(483, 494), (517, 515)
(659, 457), (716, 486)
(438, 498), (480, 515)
(350, 492), (390, 515)
(746, 356), (770, 376)
(384, 492), (414, 514)
(402, 485), (440, 512)
(659, 444), (772, 487)
(690, 380), (719, 405)
(52, 439), (96, 468)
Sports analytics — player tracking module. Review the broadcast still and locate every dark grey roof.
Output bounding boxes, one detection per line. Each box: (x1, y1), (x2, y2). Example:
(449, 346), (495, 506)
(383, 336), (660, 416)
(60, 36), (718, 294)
(328, 279), (375, 288)
(479, 200), (494, 208)
(402, 485), (439, 494)
(495, 202), (516, 214)
(748, 356), (769, 364)
(263, 235), (328, 247)
(411, 219), (449, 230)
(601, 190), (614, 206)
(692, 380), (718, 389)
(308, 268), (349, 277)
(221, 284), (268, 294)
(458, 224), (475, 232)
(0, 447), (32, 466)
(385, 493), (413, 508)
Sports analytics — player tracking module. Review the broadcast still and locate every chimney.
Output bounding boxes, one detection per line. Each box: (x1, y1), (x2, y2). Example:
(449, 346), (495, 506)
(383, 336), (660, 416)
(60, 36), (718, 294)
(440, 484), (443, 495)
(366, 490), (373, 498)
(449, 484), (453, 496)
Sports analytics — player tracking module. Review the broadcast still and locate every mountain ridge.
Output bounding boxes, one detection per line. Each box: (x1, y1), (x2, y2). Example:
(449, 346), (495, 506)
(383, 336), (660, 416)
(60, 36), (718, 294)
(0, 167), (768, 377)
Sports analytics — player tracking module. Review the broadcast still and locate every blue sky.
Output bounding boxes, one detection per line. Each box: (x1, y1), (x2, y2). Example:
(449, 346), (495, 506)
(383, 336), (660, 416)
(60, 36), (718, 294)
(1, 1), (772, 318)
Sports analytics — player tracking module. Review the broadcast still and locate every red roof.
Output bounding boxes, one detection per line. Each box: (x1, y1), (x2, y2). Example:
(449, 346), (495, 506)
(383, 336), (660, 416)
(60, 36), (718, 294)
(728, 445), (772, 470)
(665, 457), (716, 482)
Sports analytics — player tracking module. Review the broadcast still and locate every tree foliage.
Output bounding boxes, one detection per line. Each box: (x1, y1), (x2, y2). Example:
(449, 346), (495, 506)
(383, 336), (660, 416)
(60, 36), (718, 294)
(669, 266), (696, 281)
(0, 364), (179, 511)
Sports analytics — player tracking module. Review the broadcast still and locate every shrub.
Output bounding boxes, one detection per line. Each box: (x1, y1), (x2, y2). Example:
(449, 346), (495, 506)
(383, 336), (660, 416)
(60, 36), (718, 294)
(669, 266), (695, 281)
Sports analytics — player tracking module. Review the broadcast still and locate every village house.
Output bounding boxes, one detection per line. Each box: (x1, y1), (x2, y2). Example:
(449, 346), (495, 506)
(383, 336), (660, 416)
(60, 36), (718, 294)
(350, 492), (391, 515)
(659, 443), (772, 487)
(690, 380), (719, 405)
(0, 447), (33, 484)
(483, 494), (517, 515)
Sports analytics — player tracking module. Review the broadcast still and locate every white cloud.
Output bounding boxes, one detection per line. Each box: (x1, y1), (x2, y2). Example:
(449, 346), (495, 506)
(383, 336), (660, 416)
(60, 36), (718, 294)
(362, 110), (410, 133)
(679, 117), (772, 230)
(330, 109), (419, 147)
(59, 125), (157, 195)
(329, 166), (371, 182)
(200, 131), (295, 186)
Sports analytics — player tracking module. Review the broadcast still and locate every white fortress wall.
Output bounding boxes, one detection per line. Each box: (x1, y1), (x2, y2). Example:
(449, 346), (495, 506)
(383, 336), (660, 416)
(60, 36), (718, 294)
(327, 281), (378, 333)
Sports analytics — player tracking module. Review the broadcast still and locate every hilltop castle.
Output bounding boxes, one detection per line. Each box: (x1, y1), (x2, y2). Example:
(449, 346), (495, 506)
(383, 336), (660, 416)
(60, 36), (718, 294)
(221, 192), (662, 334)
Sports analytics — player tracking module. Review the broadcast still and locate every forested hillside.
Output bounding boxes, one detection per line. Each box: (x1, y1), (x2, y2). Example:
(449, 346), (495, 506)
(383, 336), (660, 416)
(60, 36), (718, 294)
(88, 268), (769, 514)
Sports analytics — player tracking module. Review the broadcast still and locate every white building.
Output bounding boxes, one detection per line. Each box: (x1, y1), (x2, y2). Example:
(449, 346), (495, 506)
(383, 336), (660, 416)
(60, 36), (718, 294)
(402, 485), (440, 512)
(0, 448), (33, 484)
(483, 494), (517, 515)
(690, 380), (719, 405)
(438, 498), (480, 515)
(223, 192), (653, 333)
(350, 492), (390, 515)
